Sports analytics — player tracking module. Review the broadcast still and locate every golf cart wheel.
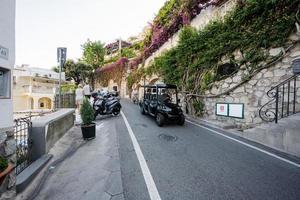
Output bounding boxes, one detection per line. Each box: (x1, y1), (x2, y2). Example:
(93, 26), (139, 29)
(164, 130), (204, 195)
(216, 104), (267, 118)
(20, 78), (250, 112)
(178, 114), (185, 126)
(140, 106), (146, 115)
(156, 113), (165, 127)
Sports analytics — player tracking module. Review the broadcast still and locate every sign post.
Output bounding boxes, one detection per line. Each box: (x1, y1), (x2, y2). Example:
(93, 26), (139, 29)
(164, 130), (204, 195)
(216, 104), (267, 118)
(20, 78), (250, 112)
(57, 47), (67, 109)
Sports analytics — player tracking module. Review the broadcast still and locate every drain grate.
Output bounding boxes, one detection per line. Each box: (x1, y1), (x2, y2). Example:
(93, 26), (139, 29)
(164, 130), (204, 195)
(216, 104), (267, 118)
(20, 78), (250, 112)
(159, 134), (177, 142)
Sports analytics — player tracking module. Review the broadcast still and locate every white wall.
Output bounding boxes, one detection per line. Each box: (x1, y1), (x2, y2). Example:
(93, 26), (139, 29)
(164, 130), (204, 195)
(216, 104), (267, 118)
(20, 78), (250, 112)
(0, 0), (16, 128)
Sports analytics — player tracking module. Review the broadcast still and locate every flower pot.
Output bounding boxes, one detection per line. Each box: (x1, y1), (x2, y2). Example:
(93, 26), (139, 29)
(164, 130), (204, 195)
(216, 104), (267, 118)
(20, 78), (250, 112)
(0, 163), (14, 184)
(81, 123), (96, 140)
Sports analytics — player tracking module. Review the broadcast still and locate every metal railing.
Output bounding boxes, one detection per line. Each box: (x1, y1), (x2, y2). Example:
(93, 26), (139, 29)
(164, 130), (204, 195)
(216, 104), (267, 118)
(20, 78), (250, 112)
(14, 110), (53, 120)
(14, 117), (32, 175)
(54, 92), (76, 109)
(259, 73), (300, 123)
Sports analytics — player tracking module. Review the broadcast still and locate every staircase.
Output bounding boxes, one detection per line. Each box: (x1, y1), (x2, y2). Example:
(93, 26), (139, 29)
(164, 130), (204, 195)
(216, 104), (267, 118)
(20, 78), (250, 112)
(259, 73), (300, 123)
(243, 113), (300, 157)
(242, 73), (300, 157)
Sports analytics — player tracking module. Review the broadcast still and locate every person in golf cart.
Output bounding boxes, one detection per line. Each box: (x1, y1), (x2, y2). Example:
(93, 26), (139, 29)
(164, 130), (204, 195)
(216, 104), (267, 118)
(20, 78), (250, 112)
(158, 88), (171, 103)
(139, 84), (185, 127)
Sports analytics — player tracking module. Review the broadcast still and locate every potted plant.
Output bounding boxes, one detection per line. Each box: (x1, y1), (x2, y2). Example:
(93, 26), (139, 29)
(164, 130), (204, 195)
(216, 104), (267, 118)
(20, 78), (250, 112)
(80, 98), (96, 140)
(0, 156), (13, 184)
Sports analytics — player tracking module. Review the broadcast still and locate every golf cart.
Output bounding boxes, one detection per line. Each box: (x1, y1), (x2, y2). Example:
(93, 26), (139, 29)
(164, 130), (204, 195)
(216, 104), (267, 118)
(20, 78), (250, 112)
(139, 84), (185, 126)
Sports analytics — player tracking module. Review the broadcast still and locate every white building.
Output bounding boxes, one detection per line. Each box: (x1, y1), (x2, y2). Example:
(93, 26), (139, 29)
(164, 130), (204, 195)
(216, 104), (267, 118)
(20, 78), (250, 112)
(0, 0), (16, 198)
(13, 65), (66, 111)
(0, 0), (15, 131)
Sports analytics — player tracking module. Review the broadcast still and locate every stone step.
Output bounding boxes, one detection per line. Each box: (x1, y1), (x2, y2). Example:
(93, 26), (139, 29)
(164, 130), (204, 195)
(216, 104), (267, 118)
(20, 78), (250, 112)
(242, 113), (300, 157)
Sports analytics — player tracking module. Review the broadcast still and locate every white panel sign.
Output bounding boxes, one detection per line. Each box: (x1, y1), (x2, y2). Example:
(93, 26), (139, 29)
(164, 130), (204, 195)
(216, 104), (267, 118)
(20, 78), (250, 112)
(0, 45), (9, 60)
(229, 104), (244, 118)
(216, 103), (228, 116)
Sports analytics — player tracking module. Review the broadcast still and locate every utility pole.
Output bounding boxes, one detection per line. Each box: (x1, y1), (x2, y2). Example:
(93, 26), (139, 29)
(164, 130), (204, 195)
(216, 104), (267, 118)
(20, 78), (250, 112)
(119, 37), (122, 58)
(57, 47), (67, 109)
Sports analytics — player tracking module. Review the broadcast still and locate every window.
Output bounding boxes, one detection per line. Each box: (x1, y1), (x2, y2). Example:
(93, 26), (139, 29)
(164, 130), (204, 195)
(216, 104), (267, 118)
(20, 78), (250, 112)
(113, 86), (118, 91)
(0, 67), (11, 98)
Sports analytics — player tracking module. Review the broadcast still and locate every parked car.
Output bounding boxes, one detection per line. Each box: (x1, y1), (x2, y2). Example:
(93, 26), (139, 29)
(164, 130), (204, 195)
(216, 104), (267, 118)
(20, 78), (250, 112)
(139, 84), (185, 126)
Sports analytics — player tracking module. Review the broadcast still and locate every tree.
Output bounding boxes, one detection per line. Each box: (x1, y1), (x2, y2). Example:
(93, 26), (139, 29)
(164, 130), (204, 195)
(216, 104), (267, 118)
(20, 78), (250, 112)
(82, 39), (106, 88)
(51, 66), (60, 73)
(64, 59), (93, 85)
(82, 39), (105, 69)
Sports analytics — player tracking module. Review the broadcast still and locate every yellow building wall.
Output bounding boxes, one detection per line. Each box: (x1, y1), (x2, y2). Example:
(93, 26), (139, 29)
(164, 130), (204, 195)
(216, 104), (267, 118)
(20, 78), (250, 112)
(13, 76), (56, 112)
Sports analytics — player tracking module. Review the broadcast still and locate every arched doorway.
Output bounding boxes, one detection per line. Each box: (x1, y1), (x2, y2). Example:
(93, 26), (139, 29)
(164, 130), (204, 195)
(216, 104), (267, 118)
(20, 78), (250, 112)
(38, 97), (52, 109)
(135, 83), (142, 101)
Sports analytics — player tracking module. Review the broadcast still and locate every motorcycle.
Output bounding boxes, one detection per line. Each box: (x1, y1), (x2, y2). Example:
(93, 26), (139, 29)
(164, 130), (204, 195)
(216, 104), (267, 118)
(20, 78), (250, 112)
(91, 92), (122, 119)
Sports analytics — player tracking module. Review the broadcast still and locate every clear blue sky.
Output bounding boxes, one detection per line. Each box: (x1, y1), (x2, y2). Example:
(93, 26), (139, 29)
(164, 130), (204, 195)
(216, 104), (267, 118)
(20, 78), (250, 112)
(16, 0), (166, 69)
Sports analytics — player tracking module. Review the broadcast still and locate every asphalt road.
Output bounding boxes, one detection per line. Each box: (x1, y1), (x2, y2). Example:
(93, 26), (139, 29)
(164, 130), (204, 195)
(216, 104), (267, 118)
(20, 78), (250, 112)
(116, 100), (300, 200)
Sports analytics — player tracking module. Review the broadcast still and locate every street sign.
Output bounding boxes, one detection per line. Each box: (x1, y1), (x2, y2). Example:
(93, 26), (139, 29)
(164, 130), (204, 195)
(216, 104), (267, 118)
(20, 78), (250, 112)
(292, 58), (300, 74)
(57, 47), (67, 63)
(0, 45), (9, 60)
(57, 47), (67, 109)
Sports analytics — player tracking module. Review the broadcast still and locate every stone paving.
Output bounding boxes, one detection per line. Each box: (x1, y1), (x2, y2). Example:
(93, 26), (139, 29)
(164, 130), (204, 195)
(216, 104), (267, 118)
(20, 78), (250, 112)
(16, 115), (124, 200)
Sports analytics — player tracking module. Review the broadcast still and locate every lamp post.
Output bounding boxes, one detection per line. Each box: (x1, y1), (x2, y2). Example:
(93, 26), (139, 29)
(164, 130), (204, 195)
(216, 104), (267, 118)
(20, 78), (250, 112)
(57, 47), (67, 109)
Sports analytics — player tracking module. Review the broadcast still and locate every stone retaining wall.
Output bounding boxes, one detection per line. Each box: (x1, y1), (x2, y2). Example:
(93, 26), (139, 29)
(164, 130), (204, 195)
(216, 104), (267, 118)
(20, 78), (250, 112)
(0, 127), (16, 199)
(190, 43), (300, 128)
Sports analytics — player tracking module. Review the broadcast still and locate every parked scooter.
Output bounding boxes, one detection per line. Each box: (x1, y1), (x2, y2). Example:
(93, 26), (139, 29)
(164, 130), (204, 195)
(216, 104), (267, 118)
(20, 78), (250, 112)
(91, 92), (122, 119)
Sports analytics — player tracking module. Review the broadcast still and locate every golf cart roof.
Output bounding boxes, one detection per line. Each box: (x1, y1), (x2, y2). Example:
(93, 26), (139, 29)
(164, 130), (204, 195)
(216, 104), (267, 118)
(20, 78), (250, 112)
(142, 84), (177, 89)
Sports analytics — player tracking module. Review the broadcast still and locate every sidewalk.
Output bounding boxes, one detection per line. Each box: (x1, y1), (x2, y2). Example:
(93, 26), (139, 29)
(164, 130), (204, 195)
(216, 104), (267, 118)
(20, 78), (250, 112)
(17, 115), (124, 200)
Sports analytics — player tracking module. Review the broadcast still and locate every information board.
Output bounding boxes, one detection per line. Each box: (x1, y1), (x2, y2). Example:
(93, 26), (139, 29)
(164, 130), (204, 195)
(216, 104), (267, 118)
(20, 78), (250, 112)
(215, 103), (244, 119)
(228, 104), (244, 118)
(216, 103), (228, 116)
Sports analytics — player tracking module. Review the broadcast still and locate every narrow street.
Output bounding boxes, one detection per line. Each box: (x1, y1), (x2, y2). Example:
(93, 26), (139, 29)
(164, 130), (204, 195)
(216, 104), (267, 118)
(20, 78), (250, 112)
(117, 100), (300, 200)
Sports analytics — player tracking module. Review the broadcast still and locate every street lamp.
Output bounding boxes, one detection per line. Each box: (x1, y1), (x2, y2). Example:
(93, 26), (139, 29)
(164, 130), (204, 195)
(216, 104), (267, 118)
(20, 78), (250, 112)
(57, 47), (67, 109)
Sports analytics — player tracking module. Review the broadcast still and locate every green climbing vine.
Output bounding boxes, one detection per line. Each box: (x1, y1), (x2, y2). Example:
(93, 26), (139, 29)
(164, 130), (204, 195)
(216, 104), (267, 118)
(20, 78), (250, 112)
(193, 99), (205, 117)
(127, 67), (145, 89)
(147, 0), (299, 95)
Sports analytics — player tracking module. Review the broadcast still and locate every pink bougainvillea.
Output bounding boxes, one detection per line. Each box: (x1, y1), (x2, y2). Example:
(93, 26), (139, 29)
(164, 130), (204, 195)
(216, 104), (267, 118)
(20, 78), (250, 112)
(95, 0), (226, 85)
(133, 0), (226, 67)
(97, 57), (129, 73)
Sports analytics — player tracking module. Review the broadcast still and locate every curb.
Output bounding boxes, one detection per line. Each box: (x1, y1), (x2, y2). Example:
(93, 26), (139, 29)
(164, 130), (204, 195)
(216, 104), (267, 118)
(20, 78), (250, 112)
(185, 115), (300, 165)
(16, 154), (53, 193)
(185, 115), (237, 129)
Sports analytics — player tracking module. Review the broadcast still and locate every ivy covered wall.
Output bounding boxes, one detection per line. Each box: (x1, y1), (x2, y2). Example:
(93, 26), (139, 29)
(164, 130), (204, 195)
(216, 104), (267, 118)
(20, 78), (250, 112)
(147, 0), (299, 94)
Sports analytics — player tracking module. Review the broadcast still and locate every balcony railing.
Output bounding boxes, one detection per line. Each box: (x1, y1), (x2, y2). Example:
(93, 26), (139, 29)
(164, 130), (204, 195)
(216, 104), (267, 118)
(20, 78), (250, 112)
(22, 85), (56, 94)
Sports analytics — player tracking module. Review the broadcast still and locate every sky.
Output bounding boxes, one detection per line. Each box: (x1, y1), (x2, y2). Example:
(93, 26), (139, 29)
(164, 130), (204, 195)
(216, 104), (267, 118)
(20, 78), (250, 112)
(16, 0), (166, 69)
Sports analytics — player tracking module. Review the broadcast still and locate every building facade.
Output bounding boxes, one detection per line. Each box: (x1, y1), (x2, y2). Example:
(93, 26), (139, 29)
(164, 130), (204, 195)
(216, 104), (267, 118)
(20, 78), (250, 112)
(13, 66), (65, 112)
(0, 0), (16, 198)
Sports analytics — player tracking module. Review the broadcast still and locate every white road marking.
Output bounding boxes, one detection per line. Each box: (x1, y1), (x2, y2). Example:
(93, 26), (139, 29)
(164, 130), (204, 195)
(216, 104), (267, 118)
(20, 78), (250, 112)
(121, 111), (162, 200)
(186, 120), (300, 168)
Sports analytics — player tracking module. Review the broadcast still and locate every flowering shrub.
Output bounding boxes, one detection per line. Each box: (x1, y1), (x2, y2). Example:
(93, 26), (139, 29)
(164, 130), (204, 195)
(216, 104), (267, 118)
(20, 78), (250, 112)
(134, 0), (227, 68)
(95, 0), (225, 85)
(96, 57), (129, 86)
(149, 0), (299, 93)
